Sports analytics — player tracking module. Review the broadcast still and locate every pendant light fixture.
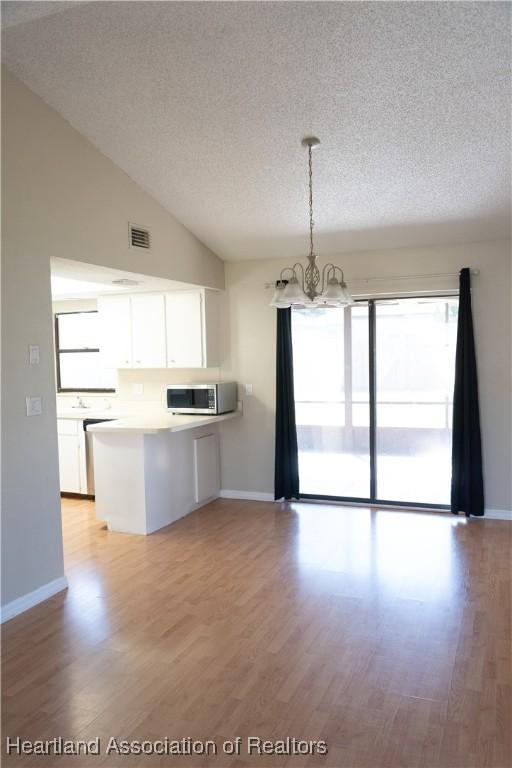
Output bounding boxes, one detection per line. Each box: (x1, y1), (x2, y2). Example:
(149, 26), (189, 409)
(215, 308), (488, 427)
(270, 137), (353, 308)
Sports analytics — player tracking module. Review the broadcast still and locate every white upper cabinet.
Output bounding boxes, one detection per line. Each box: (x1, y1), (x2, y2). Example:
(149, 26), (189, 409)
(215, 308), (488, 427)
(131, 294), (166, 368)
(165, 291), (203, 368)
(165, 290), (219, 368)
(98, 289), (220, 370)
(98, 295), (132, 368)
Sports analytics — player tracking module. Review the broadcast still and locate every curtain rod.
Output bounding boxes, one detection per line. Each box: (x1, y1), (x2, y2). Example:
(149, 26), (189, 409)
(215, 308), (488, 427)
(264, 268), (479, 289)
(347, 268), (480, 283)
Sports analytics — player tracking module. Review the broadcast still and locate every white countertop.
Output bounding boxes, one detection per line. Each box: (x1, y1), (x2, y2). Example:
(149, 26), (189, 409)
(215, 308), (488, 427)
(85, 410), (240, 435)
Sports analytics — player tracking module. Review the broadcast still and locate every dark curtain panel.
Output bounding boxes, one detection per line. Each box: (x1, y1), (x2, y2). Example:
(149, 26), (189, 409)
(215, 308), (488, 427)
(274, 307), (300, 500)
(451, 268), (484, 516)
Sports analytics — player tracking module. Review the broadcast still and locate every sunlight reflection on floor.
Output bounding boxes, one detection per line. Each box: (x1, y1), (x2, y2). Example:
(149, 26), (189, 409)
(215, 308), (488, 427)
(290, 502), (468, 602)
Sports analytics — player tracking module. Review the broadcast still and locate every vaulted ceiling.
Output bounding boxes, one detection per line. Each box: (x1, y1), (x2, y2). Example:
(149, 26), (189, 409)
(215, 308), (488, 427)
(2, 1), (510, 260)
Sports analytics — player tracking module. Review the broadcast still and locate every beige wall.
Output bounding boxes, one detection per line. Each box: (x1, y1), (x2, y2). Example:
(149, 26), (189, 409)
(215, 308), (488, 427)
(1, 69), (224, 609)
(1, 69), (224, 289)
(219, 241), (512, 511)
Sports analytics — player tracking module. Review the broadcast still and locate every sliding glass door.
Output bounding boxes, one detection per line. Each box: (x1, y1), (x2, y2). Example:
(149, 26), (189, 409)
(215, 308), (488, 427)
(374, 298), (458, 506)
(292, 304), (370, 499)
(292, 296), (458, 508)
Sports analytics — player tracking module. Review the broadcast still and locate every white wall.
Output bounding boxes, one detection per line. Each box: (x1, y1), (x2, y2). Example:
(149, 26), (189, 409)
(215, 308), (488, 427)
(1, 69), (224, 610)
(219, 241), (512, 512)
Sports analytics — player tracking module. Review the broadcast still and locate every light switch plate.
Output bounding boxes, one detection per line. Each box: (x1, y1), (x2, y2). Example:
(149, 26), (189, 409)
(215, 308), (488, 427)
(29, 345), (40, 365)
(244, 383), (253, 396)
(26, 396), (42, 416)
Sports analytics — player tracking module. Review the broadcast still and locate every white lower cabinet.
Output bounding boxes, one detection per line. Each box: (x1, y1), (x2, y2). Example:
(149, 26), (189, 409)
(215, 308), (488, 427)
(193, 433), (219, 503)
(93, 424), (224, 535)
(57, 419), (86, 493)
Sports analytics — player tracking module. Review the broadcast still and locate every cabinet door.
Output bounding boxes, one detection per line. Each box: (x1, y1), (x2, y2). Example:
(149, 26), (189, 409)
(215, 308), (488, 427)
(131, 294), (167, 368)
(97, 295), (132, 368)
(194, 433), (219, 503)
(165, 292), (203, 368)
(58, 433), (81, 493)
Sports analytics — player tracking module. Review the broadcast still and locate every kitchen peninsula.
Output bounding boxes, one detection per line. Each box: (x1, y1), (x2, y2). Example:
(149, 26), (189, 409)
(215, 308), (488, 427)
(88, 412), (239, 535)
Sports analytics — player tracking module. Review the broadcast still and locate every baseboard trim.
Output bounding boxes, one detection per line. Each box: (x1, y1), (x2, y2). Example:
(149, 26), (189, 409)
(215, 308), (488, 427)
(219, 489), (275, 502)
(483, 509), (512, 521)
(1, 576), (68, 624)
(219, 492), (512, 520)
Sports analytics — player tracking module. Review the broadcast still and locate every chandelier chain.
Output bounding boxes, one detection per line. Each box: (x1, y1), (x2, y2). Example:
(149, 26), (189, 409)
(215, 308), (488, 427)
(269, 136), (353, 308)
(308, 143), (315, 258)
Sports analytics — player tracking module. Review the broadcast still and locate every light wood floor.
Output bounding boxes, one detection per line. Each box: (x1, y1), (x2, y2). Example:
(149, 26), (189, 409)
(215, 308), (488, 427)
(2, 498), (511, 767)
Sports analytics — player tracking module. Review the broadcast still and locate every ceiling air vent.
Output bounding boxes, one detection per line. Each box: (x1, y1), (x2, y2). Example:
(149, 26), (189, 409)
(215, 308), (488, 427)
(129, 223), (151, 250)
(111, 278), (140, 286)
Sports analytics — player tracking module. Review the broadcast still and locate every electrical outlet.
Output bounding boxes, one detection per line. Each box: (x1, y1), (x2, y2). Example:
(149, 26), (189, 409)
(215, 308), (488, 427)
(244, 384), (253, 396)
(26, 396), (42, 416)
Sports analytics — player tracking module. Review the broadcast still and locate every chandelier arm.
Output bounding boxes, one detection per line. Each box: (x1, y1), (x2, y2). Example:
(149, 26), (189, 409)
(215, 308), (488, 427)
(319, 263), (328, 295)
(320, 263), (336, 294)
(279, 266), (297, 283)
(322, 262), (345, 293)
(292, 262), (306, 293)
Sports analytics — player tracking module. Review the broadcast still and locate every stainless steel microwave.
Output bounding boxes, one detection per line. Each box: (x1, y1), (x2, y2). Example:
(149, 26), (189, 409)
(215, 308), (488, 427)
(166, 382), (237, 415)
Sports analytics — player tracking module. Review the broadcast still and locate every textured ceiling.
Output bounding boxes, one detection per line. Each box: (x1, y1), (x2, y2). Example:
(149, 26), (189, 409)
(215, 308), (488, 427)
(2, 1), (510, 261)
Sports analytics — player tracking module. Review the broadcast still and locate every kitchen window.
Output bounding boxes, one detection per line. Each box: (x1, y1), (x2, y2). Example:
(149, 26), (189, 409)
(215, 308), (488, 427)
(55, 311), (116, 392)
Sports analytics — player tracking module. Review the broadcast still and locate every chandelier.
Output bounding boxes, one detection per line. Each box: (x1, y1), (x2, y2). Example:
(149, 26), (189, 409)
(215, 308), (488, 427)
(270, 137), (353, 308)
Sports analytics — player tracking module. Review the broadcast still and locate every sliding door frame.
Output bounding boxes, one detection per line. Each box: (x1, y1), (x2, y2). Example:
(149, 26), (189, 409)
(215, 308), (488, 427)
(299, 294), (457, 511)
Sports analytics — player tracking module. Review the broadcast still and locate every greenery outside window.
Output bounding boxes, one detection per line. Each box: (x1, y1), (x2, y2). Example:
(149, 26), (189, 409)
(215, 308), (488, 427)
(55, 311), (116, 392)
